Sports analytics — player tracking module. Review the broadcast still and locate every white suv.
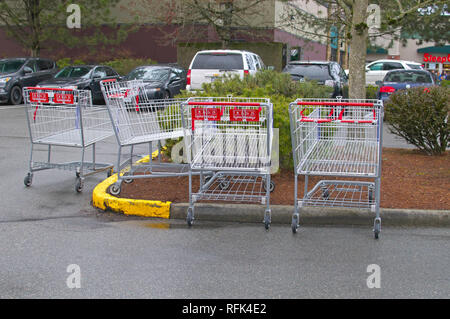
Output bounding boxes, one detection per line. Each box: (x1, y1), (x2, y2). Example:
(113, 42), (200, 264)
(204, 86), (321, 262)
(186, 50), (265, 91)
(365, 59), (423, 85)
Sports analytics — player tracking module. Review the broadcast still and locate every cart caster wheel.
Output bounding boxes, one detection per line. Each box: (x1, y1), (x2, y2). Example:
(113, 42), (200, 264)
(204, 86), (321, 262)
(122, 172), (133, 184)
(107, 168), (113, 178)
(75, 178), (84, 193)
(263, 211), (271, 230)
(264, 181), (275, 193)
(109, 183), (121, 196)
(24, 173), (32, 187)
(373, 218), (381, 240)
(186, 208), (194, 227)
(368, 189), (374, 202)
(291, 214), (299, 234)
(322, 188), (329, 199)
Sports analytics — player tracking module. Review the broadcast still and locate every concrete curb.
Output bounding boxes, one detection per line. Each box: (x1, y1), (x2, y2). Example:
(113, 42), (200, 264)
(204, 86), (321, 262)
(170, 203), (450, 227)
(92, 151), (171, 219)
(92, 154), (450, 227)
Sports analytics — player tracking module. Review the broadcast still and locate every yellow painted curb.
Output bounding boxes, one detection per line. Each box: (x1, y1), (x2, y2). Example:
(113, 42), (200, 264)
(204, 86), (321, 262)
(92, 150), (171, 219)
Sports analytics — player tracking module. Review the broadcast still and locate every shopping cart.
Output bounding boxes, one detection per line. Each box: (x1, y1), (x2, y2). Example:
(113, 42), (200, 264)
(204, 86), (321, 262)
(289, 98), (383, 238)
(182, 97), (274, 229)
(23, 87), (114, 192)
(100, 79), (189, 195)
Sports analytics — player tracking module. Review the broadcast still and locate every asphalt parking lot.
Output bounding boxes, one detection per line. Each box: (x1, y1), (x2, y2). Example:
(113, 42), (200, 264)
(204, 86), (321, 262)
(0, 104), (448, 299)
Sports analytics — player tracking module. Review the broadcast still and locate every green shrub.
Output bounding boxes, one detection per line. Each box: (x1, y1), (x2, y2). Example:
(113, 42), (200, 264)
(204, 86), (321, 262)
(56, 57), (157, 75)
(56, 58), (86, 69)
(102, 58), (156, 76)
(176, 70), (334, 169)
(441, 80), (450, 88)
(385, 86), (449, 155)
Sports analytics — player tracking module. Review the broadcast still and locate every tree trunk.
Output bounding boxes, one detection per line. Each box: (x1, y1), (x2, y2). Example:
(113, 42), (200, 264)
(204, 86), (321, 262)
(326, 4), (332, 61)
(28, 0), (41, 57)
(348, 0), (368, 99)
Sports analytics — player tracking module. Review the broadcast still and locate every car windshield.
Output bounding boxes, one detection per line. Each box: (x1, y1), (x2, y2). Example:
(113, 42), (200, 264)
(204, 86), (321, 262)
(0, 59), (26, 73)
(55, 66), (92, 79)
(192, 53), (244, 69)
(384, 71), (432, 83)
(284, 64), (331, 80)
(126, 68), (170, 81)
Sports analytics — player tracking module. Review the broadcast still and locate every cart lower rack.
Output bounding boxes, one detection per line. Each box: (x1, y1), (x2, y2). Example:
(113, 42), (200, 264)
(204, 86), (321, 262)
(100, 79), (191, 195)
(23, 87), (114, 192)
(289, 98), (383, 238)
(182, 97), (274, 229)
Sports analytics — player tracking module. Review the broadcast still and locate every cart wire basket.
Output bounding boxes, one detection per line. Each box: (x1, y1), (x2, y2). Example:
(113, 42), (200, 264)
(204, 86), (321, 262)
(100, 79), (189, 195)
(289, 98), (383, 238)
(23, 87), (114, 192)
(182, 96), (274, 229)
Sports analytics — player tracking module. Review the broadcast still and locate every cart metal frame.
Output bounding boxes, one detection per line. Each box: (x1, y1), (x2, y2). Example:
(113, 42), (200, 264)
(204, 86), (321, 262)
(289, 98), (384, 238)
(182, 97), (274, 229)
(100, 79), (191, 195)
(23, 87), (114, 192)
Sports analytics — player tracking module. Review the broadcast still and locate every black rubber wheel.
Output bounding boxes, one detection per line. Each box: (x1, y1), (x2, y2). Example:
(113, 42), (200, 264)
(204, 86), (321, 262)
(163, 90), (170, 99)
(24, 174), (32, 187)
(75, 179), (83, 193)
(368, 190), (374, 202)
(292, 223), (297, 234)
(264, 181), (275, 192)
(322, 188), (330, 199)
(219, 181), (230, 190)
(291, 214), (298, 234)
(109, 183), (121, 196)
(9, 86), (23, 105)
(186, 208), (194, 227)
(264, 220), (270, 230)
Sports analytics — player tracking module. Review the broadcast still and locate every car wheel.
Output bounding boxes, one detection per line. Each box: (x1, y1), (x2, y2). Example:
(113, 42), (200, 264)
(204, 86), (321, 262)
(9, 86), (23, 105)
(163, 90), (170, 99)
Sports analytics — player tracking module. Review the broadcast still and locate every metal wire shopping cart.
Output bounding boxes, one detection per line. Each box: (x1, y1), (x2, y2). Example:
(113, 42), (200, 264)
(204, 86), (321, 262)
(23, 87), (114, 192)
(289, 98), (383, 238)
(100, 79), (189, 195)
(182, 97), (275, 229)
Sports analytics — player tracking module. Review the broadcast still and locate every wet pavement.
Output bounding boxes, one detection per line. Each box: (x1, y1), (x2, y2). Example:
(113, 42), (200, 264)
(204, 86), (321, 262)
(0, 105), (448, 298)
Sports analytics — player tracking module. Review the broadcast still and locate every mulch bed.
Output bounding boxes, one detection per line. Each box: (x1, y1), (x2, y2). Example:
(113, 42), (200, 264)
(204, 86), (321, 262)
(117, 148), (449, 210)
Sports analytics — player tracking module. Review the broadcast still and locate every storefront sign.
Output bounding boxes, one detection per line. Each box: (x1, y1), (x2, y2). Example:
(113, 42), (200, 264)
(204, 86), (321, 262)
(423, 53), (450, 63)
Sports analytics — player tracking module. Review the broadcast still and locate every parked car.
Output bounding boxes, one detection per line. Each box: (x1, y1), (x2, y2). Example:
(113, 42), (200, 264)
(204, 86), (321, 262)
(282, 61), (348, 97)
(122, 65), (187, 99)
(376, 69), (435, 103)
(0, 57), (57, 105)
(186, 50), (265, 91)
(365, 59), (423, 85)
(38, 65), (120, 104)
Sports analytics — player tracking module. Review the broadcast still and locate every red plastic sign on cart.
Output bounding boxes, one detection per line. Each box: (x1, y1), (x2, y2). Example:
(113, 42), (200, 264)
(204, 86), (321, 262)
(230, 108), (261, 122)
(191, 107), (223, 130)
(54, 93), (74, 104)
(29, 92), (49, 103)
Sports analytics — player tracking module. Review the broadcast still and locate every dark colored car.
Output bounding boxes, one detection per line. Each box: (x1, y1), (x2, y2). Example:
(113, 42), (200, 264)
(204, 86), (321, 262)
(122, 65), (187, 99)
(376, 69), (435, 103)
(0, 57), (58, 105)
(282, 61), (348, 97)
(38, 65), (120, 104)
